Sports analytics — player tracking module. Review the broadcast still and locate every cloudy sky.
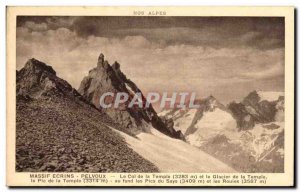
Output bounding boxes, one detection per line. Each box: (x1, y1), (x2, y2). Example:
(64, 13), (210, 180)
(16, 16), (284, 105)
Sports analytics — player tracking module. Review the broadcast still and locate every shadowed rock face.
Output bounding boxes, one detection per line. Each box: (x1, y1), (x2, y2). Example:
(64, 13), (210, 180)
(78, 53), (184, 140)
(16, 58), (159, 172)
(227, 102), (255, 130)
(228, 90), (282, 131)
(17, 58), (81, 99)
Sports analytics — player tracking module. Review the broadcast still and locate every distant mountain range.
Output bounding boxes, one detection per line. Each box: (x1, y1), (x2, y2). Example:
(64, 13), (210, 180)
(159, 91), (284, 172)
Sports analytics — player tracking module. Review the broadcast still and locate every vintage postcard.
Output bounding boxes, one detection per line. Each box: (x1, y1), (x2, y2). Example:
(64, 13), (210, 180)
(6, 6), (294, 187)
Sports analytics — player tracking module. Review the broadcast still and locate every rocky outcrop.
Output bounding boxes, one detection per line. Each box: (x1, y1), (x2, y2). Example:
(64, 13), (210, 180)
(17, 58), (81, 99)
(16, 58), (159, 172)
(228, 91), (284, 131)
(78, 53), (183, 139)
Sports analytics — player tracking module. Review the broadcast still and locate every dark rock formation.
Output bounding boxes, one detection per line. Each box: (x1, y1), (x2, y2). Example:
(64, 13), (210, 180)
(78, 53), (183, 139)
(227, 102), (255, 130)
(17, 58), (81, 99)
(228, 90), (283, 131)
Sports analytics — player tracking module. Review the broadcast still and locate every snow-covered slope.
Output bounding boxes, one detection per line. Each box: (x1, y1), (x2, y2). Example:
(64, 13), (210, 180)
(159, 95), (235, 146)
(113, 127), (236, 173)
(200, 120), (284, 172)
(172, 109), (198, 134)
(187, 108), (237, 147)
(240, 122), (284, 161)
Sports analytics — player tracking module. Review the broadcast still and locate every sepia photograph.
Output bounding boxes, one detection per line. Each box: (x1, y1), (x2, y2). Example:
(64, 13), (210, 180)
(6, 6), (294, 187)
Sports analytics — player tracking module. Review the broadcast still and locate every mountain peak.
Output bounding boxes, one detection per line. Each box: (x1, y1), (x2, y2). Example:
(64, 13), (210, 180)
(243, 90), (284, 103)
(97, 53), (111, 69)
(23, 58), (56, 75)
(78, 54), (183, 139)
(97, 53), (104, 63)
(243, 90), (260, 104)
(207, 95), (216, 101)
(17, 58), (78, 99)
(250, 90), (258, 94)
(205, 95), (226, 111)
(112, 61), (120, 70)
(249, 90), (259, 97)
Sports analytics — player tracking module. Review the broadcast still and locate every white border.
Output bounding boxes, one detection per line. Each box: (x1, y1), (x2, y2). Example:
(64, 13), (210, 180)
(1, 0), (298, 191)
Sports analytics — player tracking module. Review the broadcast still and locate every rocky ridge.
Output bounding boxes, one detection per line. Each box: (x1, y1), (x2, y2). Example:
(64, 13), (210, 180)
(16, 58), (159, 172)
(228, 90), (284, 131)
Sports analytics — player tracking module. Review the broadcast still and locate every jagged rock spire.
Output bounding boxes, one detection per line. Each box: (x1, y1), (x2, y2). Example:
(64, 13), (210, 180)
(97, 53), (105, 68)
(112, 61), (120, 70)
(78, 54), (184, 140)
(97, 53), (111, 70)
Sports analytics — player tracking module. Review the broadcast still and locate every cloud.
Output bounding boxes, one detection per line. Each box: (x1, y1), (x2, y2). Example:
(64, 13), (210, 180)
(17, 16), (284, 50)
(23, 21), (48, 31)
(16, 22), (284, 104)
(241, 62), (284, 79)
